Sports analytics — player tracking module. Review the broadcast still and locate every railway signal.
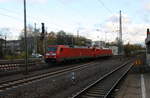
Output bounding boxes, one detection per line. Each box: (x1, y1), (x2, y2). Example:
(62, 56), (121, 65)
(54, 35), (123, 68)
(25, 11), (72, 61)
(40, 23), (47, 56)
(41, 23), (45, 40)
(147, 28), (150, 37)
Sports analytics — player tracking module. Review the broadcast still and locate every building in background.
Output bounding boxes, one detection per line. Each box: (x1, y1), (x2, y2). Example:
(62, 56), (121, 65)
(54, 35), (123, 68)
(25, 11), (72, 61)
(109, 46), (118, 55)
(92, 41), (106, 48)
(85, 39), (92, 47)
(4, 40), (22, 55)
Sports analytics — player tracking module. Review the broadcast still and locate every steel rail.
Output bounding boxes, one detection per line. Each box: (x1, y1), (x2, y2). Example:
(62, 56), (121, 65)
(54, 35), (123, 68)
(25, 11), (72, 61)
(0, 61), (98, 93)
(72, 60), (133, 98)
(0, 60), (100, 83)
(103, 63), (132, 98)
(0, 58), (41, 64)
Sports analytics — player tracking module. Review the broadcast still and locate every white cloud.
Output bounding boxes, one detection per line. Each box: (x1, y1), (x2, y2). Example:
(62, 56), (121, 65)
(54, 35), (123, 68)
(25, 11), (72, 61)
(139, 1), (150, 24)
(96, 14), (147, 44)
(143, 2), (150, 12)
(57, 13), (147, 45)
(106, 14), (132, 24)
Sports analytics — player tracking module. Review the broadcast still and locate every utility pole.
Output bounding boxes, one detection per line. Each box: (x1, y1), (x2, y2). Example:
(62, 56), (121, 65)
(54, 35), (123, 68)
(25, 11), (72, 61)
(118, 10), (123, 55)
(24, 0), (28, 74)
(34, 23), (37, 54)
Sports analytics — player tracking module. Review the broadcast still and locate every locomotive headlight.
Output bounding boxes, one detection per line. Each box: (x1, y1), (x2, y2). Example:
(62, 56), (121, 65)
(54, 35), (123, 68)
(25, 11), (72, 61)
(46, 53), (50, 56)
(51, 53), (56, 56)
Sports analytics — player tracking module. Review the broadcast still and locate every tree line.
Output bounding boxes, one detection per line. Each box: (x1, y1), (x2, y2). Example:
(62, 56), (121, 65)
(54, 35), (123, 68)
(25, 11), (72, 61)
(19, 25), (92, 55)
(0, 25), (146, 59)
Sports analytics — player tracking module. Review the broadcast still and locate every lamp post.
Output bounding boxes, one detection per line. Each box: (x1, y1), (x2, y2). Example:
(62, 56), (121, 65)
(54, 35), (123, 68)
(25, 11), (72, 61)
(24, 0), (28, 74)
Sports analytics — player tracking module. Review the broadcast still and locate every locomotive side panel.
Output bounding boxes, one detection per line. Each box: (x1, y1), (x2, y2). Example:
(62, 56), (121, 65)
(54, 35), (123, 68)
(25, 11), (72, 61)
(57, 48), (94, 61)
(45, 45), (113, 63)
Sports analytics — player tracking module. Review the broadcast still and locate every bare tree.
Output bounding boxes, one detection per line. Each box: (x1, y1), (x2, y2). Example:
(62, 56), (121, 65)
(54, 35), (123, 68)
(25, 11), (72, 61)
(0, 28), (11, 58)
(19, 24), (41, 55)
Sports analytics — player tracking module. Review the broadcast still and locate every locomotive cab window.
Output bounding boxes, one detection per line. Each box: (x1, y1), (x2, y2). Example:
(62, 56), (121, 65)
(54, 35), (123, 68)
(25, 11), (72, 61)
(47, 47), (57, 52)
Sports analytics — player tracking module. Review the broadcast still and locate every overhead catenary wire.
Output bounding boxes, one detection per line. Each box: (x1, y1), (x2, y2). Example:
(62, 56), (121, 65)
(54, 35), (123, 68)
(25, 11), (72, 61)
(96, 0), (116, 27)
(0, 7), (21, 15)
(97, 0), (113, 14)
(0, 8), (63, 34)
(96, 0), (120, 43)
(57, 0), (87, 21)
(0, 7), (40, 22)
(0, 12), (23, 21)
(0, 1), (117, 39)
(0, 7), (43, 24)
(0, 1), (113, 32)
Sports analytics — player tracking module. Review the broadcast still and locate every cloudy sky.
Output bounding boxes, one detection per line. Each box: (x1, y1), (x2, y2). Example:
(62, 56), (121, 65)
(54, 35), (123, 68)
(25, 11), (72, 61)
(0, 0), (150, 44)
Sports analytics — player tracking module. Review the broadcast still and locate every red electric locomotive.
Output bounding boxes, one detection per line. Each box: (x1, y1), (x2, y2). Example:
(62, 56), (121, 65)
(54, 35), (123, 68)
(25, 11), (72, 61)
(45, 45), (112, 63)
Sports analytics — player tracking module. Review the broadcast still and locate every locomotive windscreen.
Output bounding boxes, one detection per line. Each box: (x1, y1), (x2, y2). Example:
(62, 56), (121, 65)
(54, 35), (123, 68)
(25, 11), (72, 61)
(48, 47), (57, 52)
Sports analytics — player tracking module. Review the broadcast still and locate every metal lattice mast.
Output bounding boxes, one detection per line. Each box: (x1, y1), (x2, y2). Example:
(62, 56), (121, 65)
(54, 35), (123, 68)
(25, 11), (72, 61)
(118, 10), (123, 55)
(119, 10), (122, 44)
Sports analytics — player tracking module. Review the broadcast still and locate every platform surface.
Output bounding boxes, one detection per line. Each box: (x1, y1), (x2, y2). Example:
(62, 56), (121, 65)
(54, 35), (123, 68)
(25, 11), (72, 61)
(115, 69), (150, 98)
(115, 73), (142, 98)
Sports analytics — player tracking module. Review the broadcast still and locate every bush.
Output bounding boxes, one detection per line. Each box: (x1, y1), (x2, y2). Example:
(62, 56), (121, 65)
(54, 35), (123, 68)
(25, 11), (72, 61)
(4, 52), (29, 60)
(4, 55), (14, 60)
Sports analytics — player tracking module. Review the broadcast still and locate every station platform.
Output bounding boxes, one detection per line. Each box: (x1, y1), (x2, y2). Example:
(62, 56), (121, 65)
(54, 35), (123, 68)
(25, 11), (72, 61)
(114, 67), (150, 98)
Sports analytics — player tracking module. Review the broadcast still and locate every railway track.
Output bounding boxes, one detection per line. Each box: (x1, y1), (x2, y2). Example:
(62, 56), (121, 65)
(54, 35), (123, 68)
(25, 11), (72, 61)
(72, 61), (133, 98)
(0, 58), (42, 71)
(0, 56), (125, 72)
(0, 63), (36, 71)
(0, 61), (99, 93)
(0, 57), (132, 97)
(0, 58), (42, 63)
(0, 62), (46, 78)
